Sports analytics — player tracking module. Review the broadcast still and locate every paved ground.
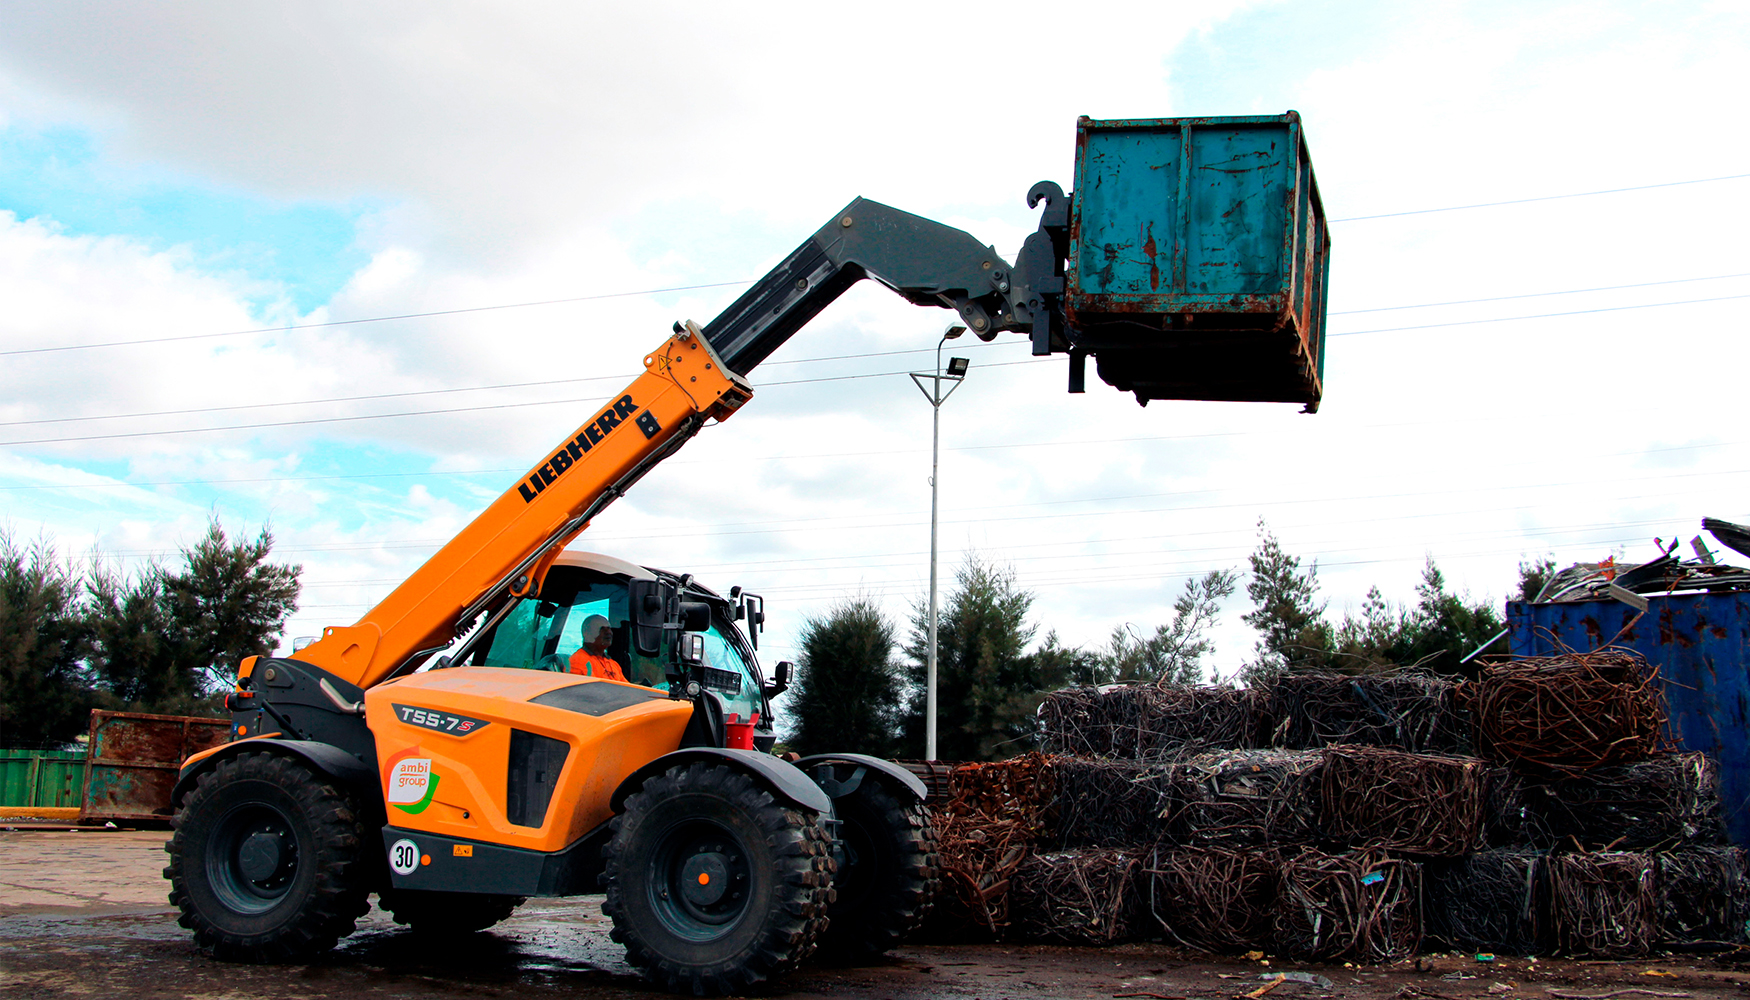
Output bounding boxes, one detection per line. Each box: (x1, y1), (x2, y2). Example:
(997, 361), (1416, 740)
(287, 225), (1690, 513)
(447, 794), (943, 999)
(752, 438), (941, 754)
(4, 828), (1749, 1000)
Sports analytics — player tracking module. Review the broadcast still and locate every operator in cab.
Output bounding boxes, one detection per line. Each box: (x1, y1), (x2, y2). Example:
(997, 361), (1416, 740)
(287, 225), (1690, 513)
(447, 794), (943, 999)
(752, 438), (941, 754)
(569, 615), (627, 681)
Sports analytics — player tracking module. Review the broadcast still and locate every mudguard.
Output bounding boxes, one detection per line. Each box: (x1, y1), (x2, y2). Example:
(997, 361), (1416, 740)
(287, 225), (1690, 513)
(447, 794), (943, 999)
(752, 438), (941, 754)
(172, 738), (378, 809)
(795, 752), (928, 803)
(610, 748), (832, 814)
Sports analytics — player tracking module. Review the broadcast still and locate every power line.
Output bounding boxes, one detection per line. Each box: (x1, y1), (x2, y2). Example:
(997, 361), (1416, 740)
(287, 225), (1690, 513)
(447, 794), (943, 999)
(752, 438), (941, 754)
(1330, 293), (1750, 338)
(88, 464), (1750, 561)
(0, 357), (1050, 448)
(1329, 271), (1750, 315)
(0, 339), (1019, 430)
(1332, 172), (1750, 222)
(5, 171), (1746, 360)
(0, 280), (756, 359)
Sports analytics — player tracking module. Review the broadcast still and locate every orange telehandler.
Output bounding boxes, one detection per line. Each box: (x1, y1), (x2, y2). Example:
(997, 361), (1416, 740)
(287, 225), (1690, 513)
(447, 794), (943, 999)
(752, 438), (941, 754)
(166, 114), (1329, 995)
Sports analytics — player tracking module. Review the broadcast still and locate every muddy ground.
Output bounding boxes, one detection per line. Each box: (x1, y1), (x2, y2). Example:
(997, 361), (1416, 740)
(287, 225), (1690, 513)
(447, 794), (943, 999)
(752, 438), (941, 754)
(3, 828), (1747, 1000)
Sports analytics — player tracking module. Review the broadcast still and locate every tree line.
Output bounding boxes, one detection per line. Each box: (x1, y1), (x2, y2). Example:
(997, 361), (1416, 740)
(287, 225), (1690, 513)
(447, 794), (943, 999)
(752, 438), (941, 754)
(0, 520), (300, 747)
(785, 522), (1549, 761)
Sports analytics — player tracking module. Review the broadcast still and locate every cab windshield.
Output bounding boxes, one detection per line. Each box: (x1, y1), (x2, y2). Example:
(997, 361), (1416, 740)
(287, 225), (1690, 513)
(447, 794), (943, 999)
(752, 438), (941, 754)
(470, 568), (664, 687)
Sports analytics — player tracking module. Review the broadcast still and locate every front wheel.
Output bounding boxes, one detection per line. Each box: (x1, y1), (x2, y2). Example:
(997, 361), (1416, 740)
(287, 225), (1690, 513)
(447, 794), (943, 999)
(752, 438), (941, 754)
(164, 752), (371, 962)
(602, 763), (835, 995)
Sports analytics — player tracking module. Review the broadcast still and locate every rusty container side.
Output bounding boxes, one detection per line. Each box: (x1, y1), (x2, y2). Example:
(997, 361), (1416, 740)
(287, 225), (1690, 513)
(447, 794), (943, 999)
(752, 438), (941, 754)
(1506, 593), (1750, 851)
(1066, 112), (1329, 410)
(0, 749), (86, 809)
(78, 710), (232, 823)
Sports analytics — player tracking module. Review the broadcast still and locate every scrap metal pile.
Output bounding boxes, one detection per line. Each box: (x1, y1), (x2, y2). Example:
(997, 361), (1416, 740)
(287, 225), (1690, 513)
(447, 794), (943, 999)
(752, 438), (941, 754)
(919, 651), (1746, 958)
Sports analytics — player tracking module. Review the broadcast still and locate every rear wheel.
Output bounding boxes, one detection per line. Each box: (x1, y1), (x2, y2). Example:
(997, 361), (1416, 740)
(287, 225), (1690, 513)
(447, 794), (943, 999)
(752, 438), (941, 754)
(602, 763), (834, 995)
(164, 752), (371, 962)
(378, 889), (525, 935)
(814, 772), (939, 960)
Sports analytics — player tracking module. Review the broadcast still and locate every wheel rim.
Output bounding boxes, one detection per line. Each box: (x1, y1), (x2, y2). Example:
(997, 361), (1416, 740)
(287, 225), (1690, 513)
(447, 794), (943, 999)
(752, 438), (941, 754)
(206, 800), (300, 915)
(646, 819), (753, 942)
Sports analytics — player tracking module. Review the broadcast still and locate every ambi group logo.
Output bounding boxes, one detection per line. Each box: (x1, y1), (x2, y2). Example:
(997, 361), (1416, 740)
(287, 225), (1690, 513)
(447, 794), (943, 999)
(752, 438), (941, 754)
(385, 749), (441, 814)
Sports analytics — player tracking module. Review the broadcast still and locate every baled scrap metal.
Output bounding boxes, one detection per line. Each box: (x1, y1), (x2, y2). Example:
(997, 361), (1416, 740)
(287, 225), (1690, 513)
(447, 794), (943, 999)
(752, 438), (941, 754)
(1039, 684), (1257, 760)
(1273, 848), (1422, 962)
(1009, 848), (1142, 945)
(1483, 765), (1533, 846)
(924, 753), (1057, 939)
(1423, 849), (1547, 955)
(1049, 757), (1174, 848)
(1522, 752), (1722, 850)
(1039, 687), (1111, 757)
(1260, 671), (1463, 753)
(1319, 745), (1488, 857)
(1655, 846), (1748, 945)
(1141, 845), (1280, 950)
(1467, 650), (1666, 775)
(1168, 748), (1322, 847)
(1548, 851), (1656, 958)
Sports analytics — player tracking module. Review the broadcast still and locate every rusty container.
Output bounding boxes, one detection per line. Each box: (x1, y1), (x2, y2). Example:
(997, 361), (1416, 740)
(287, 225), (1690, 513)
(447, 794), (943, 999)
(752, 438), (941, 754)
(78, 711), (231, 823)
(1067, 112), (1329, 411)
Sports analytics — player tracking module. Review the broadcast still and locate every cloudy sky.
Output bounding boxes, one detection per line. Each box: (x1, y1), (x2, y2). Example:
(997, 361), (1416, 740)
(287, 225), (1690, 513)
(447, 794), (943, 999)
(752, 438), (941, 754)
(2, 1), (1747, 683)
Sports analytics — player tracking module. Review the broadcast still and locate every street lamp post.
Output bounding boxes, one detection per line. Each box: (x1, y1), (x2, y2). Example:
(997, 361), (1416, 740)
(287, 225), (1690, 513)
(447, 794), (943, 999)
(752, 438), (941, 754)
(910, 325), (969, 761)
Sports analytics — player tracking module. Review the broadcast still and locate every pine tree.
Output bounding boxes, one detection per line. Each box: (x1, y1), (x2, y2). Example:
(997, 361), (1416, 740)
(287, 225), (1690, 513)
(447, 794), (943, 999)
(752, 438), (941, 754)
(0, 533), (96, 747)
(901, 555), (1049, 761)
(1105, 569), (1239, 685)
(87, 518), (300, 715)
(784, 597), (903, 757)
(1240, 521), (1331, 679)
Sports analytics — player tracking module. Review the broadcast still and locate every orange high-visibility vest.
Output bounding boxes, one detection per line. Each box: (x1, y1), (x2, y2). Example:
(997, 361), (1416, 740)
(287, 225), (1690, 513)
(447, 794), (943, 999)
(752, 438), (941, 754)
(568, 648), (626, 682)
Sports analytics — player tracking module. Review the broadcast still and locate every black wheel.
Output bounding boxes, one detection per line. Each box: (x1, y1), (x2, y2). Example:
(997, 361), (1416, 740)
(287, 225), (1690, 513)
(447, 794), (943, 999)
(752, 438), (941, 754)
(378, 889), (525, 935)
(164, 751), (371, 962)
(813, 772), (939, 960)
(602, 763), (835, 995)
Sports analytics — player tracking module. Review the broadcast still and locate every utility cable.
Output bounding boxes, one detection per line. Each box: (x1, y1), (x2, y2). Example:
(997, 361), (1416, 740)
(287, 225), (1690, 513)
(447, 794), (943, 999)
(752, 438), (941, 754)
(1329, 293), (1750, 338)
(1331, 172), (1750, 222)
(5, 172), (1747, 359)
(1329, 271), (1750, 315)
(0, 279), (756, 359)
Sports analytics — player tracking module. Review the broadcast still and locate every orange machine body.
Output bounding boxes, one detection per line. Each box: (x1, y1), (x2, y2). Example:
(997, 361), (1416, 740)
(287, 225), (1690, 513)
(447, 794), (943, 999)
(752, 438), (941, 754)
(364, 669), (693, 853)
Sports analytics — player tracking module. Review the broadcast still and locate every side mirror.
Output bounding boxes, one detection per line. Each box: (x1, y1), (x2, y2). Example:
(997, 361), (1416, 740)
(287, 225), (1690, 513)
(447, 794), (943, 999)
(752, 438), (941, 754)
(764, 660), (792, 699)
(679, 601), (712, 632)
(678, 633), (706, 669)
(629, 579), (676, 657)
(740, 593), (765, 650)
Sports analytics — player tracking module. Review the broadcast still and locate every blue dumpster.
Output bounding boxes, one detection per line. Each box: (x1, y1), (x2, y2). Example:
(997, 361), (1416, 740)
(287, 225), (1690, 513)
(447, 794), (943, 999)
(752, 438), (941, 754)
(1506, 594), (1750, 849)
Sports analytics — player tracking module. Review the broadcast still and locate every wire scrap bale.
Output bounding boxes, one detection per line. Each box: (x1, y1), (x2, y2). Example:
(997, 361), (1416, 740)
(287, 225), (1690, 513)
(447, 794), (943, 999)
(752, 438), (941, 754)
(1548, 851), (1656, 958)
(1273, 848), (1422, 961)
(1141, 845), (1280, 951)
(1522, 752), (1722, 850)
(1040, 687), (1111, 757)
(947, 752), (1057, 830)
(1424, 849), (1547, 955)
(919, 753), (1058, 940)
(1468, 650), (1665, 775)
(1168, 749), (1322, 847)
(1484, 766), (1533, 847)
(1656, 846), (1749, 945)
(1320, 746), (1487, 856)
(1009, 848), (1142, 945)
(1259, 671), (1462, 752)
(1040, 684), (1258, 760)
(1049, 758), (1174, 848)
